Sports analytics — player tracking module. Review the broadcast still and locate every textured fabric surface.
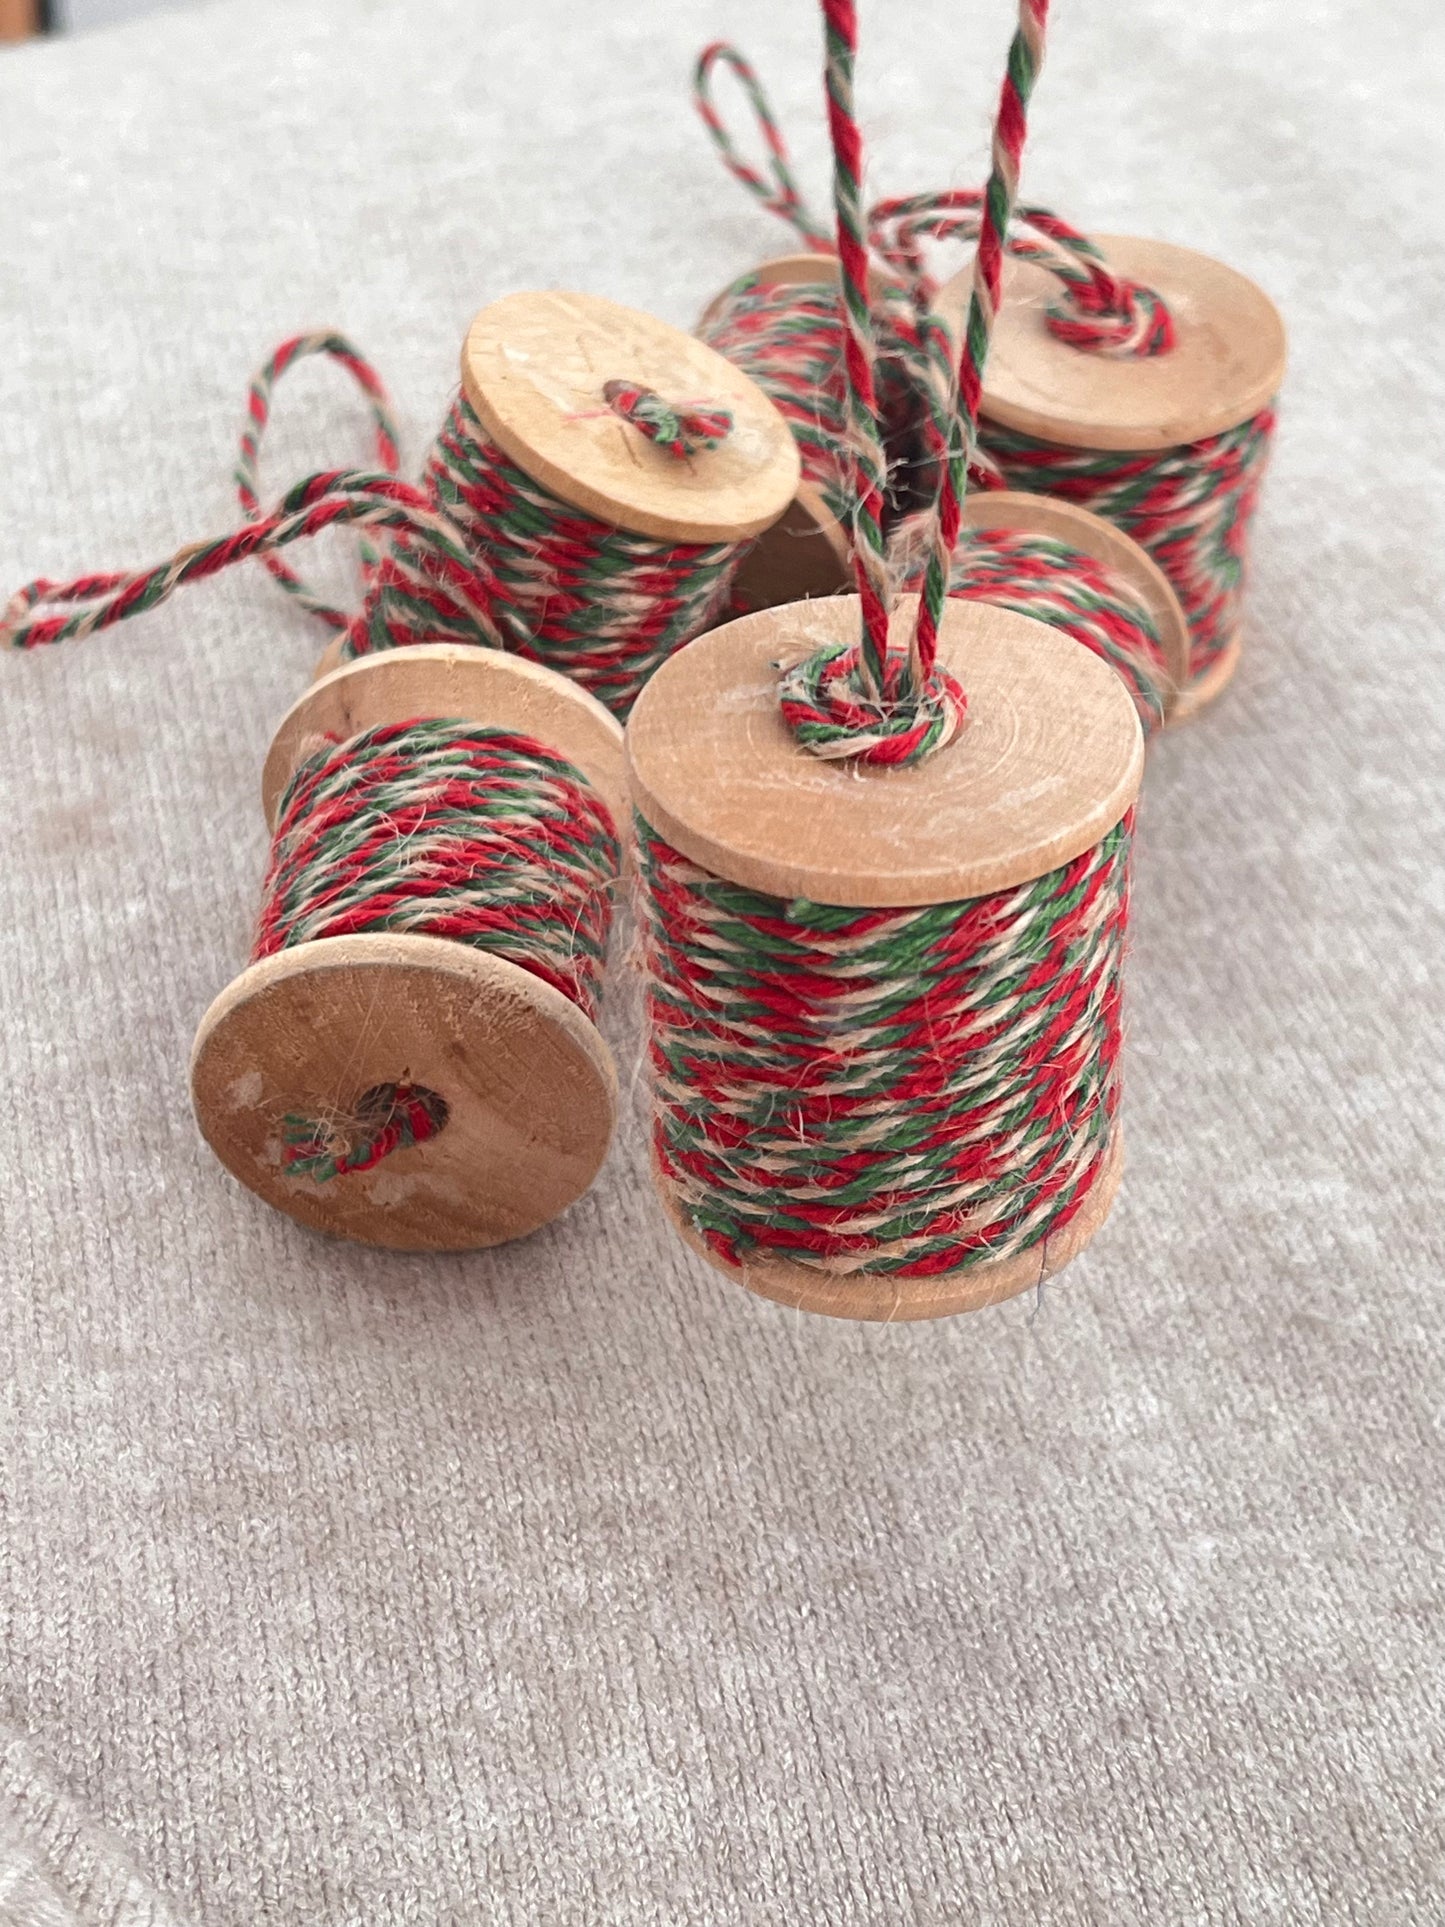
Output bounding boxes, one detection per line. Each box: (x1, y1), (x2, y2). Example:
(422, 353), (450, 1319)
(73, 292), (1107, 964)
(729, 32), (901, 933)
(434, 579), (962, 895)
(1, 2), (1442, 1922)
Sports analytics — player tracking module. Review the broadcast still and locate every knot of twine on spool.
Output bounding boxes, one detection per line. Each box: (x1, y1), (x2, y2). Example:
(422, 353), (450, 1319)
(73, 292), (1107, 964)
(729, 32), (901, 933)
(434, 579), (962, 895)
(768, 0), (1046, 769)
(778, 643), (967, 765)
(868, 190), (1175, 360)
(282, 1081), (450, 1182)
(600, 379), (734, 461)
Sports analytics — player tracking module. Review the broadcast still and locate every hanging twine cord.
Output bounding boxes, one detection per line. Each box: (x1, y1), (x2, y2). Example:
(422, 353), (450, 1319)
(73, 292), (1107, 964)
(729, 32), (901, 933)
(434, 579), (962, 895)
(819, 0), (894, 681)
(773, 0), (974, 768)
(639, 812), (1132, 1277)
(910, 0), (1050, 678)
(0, 470), (499, 652)
(256, 717), (620, 1181)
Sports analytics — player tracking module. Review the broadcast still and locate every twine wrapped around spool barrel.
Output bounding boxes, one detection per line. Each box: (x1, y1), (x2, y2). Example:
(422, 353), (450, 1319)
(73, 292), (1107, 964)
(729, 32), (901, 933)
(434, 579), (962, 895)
(627, 595), (1142, 1319)
(192, 645), (627, 1250)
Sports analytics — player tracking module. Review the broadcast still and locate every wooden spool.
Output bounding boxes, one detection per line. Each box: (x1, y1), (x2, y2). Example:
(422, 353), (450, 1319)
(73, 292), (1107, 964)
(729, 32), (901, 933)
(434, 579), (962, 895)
(698, 253), (903, 616)
(314, 288), (802, 679)
(192, 645), (626, 1252)
(960, 489), (1191, 719)
(938, 235), (1288, 717)
(627, 594), (1144, 1322)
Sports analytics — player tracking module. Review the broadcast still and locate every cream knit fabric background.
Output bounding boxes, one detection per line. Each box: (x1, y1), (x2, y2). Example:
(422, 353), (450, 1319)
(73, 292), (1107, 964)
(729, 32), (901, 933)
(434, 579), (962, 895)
(1, 1), (1442, 1921)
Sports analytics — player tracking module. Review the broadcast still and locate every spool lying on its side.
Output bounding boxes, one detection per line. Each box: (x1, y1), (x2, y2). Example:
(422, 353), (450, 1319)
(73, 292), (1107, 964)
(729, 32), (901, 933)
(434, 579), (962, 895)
(937, 234), (1287, 718)
(193, 645), (626, 1252)
(627, 594), (1144, 1322)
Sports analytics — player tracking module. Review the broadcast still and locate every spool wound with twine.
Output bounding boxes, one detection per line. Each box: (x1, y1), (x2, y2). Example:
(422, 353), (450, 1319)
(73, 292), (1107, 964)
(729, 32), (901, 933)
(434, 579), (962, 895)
(253, 295), (799, 718)
(192, 644), (627, 1250)
(692, 41), (1286, 716)
(924, 219), (1286, 715)
(3, 296), (799, 724)
(628, 0), (1144, 1321)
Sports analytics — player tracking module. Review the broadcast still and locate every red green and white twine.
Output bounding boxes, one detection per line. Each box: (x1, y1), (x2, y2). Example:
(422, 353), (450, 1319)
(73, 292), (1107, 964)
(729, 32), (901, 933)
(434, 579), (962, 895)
(693, 41), (833, 252)
(256, 716), (619, 1181)
(235, 331), (404, 631)
(908, 0), (1050, 683)
(979, 412), (1277, 682)
(933, 527), (1172, 734)
(693, 31), (1278, 694)
(638, 813), (1131, 1278)
(869, 190), (1175, 357)
(1, 469), (498, 652)
(338, 392), (740, 717)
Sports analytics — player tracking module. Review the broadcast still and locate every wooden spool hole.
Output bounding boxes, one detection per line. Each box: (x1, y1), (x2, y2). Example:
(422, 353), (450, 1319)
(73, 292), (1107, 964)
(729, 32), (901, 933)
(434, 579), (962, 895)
(626, 594), (1143, 1319)
(192, 646), (625, 1252)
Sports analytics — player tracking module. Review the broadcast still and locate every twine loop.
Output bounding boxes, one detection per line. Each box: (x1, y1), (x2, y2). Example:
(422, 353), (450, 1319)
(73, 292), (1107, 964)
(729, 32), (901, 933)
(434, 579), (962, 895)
(236, 331), (404, 629)
(601, 379), (734, 461)
(693, 41), (833, 250)
(868, 189), (1175, 360)
(778, 640), (967, 766)
(282, 1081), (449, 1182)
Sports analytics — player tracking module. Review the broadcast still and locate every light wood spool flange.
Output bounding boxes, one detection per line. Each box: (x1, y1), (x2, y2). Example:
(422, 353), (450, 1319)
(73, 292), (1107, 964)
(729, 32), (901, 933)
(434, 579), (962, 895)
(626, 594), (1143, 1320)
(461, 290), (800, 545)
(938, 234), (1287, 451)
(961, 489), (1191, 718)
(192, 646), (625, 1252)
